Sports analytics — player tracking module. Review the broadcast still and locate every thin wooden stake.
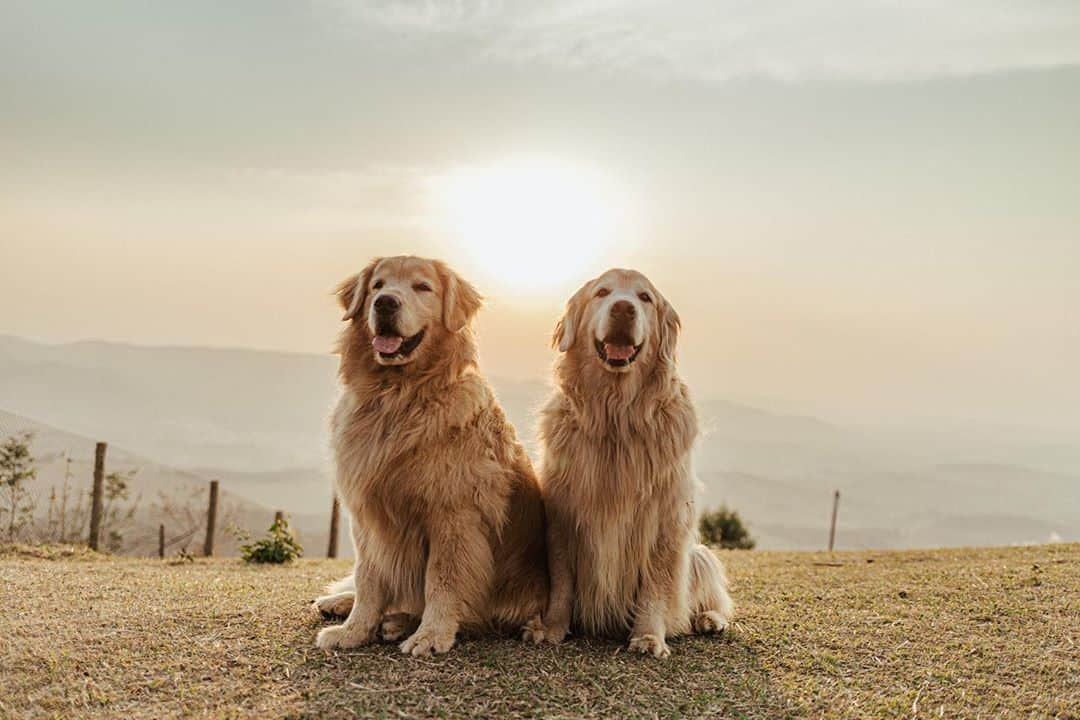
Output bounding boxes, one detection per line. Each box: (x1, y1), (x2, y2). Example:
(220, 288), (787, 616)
(327, 496), (340, 559)
(159, 524), (165, 559)
(88, 442), (107, 551)
(828, 489), (840, 552)
(203, 480), (219, 557)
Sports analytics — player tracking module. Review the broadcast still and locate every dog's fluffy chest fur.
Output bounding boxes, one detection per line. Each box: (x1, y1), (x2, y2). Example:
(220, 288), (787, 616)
(539, 383), (698, 503)
(538, 382), (698, 635)
(331, 377), (520, 537)
(332, 382), (483, 515)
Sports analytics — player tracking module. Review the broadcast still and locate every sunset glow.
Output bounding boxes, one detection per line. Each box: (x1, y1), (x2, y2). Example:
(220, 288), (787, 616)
(433, 159), (627, 293)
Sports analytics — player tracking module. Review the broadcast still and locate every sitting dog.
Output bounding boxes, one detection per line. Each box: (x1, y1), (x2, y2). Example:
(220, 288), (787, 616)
(314, 256), (548, 656)
(524, 268), (734, 657)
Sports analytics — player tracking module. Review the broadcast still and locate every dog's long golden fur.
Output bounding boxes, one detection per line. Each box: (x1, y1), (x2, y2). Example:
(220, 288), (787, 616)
(524, 268), (734, 658)
(314, 256), (548, 656)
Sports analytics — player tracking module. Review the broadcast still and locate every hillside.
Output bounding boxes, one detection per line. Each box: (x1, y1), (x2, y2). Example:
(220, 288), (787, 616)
(2, 543), (1075, 719)
(2, 334), (1078, 550)
(0, 334), (338, 472)
(0, 410), (332, 557)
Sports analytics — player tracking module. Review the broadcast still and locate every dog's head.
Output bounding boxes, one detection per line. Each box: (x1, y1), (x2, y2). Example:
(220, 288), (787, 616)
(554, 268), (680, 376)
(337, 256), (482, 368)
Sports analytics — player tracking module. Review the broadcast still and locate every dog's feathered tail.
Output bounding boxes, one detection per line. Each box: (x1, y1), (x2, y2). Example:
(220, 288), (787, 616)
(689, 544), (735, 627)
(325, 575), (354, 595)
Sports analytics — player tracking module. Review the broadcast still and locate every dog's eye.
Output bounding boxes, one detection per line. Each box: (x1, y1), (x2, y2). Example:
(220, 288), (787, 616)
(638, 292), (652, 304)
(413, 282), (432, 293)
(595, 288), (610, 298)
(372, 279), (384, 290)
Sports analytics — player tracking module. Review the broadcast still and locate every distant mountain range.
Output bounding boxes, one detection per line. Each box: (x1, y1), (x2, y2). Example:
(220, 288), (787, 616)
(1, 334), (1076, 552)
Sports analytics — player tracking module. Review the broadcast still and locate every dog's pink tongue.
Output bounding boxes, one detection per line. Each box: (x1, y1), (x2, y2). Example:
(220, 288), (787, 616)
(604, 343), (635, 361)
(372, 335), (404, 354)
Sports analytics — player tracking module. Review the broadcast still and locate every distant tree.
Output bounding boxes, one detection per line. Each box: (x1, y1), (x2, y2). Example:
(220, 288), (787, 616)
(42, 453), (80, 543)
(1, 433), (37, 541)
(699, 505), (756, 550)
(56, 453), (85, 543)
(146, 485), (212, 557)
(101, 469), (141, 553)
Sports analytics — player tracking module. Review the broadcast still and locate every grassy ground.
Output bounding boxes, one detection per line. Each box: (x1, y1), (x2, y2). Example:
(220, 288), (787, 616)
(1, 543), (1076, 719)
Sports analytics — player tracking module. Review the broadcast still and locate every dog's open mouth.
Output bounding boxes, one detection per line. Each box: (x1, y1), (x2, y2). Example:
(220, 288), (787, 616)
(372, 330), (425, 360)
(595, 338), (642, 368)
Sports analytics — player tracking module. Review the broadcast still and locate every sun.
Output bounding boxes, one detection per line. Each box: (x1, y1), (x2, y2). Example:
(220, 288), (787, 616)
(433, 158), (628, 294)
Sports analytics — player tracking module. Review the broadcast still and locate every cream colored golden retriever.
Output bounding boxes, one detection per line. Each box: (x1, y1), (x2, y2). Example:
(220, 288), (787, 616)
(523, 268), (734, 658)
(313, 256), (548, 656)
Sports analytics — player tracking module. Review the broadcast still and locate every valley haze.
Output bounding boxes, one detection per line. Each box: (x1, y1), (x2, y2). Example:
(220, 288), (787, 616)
(1, 334), (1075, 554)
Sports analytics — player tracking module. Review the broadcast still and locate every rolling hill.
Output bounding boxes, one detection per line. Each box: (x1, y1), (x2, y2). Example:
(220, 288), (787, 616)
(0, 409), (332, 557)
(1, 334), (1076, 551)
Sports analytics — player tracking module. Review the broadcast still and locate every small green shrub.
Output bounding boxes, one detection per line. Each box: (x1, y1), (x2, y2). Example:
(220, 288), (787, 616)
(699, 505), (756, 550)
(240, 517), (304, 564)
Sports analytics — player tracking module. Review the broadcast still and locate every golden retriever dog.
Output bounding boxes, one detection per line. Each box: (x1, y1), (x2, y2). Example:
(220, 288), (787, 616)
(523, 268), (734, 658)
(313, 256), (548, 656)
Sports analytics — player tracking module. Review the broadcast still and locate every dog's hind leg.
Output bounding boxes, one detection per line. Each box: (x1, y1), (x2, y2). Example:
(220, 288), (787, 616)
(688, 544), (734, 634)
(380, 612), (420, 642)
(312, 575), (355, 618)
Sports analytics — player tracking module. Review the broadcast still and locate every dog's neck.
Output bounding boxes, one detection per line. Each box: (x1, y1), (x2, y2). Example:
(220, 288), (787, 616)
(555, 346), (695, 445)
(337, 323), (480, 410)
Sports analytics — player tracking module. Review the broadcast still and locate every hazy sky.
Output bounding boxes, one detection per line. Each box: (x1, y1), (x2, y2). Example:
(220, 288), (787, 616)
(3, 1), (1079, 431)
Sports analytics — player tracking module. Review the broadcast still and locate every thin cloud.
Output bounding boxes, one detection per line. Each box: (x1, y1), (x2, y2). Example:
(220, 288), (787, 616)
(334, 0), (1080, 82)
(231, 166), (439, 233)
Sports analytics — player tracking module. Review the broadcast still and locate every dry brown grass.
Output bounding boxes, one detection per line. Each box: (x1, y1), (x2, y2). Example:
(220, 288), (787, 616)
(1, 543), (1076, 719)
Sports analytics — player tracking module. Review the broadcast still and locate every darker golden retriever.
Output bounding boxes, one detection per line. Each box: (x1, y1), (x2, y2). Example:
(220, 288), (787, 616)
(314, 256), (548, 656)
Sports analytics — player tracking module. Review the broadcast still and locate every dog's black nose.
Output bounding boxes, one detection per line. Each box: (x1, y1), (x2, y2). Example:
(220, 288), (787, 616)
(610, 300), (636, 321)
(374, 294), (400, 314)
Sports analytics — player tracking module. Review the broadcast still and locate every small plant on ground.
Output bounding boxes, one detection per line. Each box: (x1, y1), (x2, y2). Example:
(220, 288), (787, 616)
(167, 546), (196, 566)
(699, 505), (756, 550)
(240, 516), (303, 564)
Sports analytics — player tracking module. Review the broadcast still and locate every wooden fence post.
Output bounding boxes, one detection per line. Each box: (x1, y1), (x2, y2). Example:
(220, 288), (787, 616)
(828, 490), (840, 552)
(327, 496), (340, 558)
(159, 524), (166, 559)
(88, 442), (107, 551)
(203, 480), (219, 557)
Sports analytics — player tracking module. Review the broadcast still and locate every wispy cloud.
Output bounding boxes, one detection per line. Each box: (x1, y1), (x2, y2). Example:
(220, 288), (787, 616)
(231, 166), (439, 233)
(334, 0), (1080, 82)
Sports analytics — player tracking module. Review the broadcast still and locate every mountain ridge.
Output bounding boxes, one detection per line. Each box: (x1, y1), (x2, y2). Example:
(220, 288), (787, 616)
(2, 334), (1076, 550)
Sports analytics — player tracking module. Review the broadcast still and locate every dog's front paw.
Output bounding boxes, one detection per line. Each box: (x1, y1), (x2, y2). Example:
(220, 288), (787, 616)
(315, 623), (376, 651)
(692, 610), (729, 634)
(400, 623), (457, 657)
(629, 633), (671, 659)
(522, 616), (568, 645)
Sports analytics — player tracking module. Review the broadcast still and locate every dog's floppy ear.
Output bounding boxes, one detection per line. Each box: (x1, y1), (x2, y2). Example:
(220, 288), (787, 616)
(436, 260), (483, 333)
(657, 292), (682, 364)
(553, 280), (593, 352)
(338, 257), (382, 322)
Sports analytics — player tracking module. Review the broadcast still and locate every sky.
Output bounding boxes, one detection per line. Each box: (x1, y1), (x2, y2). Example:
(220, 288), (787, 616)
(2, 1), (1079, 431)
